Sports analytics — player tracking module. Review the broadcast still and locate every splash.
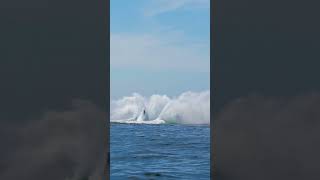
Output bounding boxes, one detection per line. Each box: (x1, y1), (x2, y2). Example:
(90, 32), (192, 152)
(110, 91), (210, 124)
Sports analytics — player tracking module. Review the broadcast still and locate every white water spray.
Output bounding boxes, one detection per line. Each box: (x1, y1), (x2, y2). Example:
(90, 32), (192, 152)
(110, 91), (210, 124)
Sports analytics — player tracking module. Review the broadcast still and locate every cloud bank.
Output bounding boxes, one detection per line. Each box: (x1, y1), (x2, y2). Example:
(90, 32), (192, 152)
(111, 32), (209, 73)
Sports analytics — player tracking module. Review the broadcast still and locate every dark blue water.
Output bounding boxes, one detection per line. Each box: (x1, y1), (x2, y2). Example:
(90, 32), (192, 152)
(110, 123), (210, 180)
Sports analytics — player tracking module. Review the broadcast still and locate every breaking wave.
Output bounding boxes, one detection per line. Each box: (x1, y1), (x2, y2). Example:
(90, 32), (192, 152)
(110, 91), (210, 125)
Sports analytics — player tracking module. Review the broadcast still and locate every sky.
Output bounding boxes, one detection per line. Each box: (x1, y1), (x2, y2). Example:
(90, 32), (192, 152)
(110, 0), (210, 99)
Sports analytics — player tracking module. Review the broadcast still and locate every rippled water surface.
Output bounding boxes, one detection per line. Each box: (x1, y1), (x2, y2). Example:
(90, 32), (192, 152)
(110, 123), (210, 180)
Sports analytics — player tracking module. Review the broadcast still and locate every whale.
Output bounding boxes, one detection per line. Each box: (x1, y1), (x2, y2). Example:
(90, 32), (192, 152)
(136, 108), (149, 122)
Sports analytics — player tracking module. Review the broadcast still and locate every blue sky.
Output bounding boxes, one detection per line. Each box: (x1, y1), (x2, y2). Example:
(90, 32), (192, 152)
(111, 0), (210, 99)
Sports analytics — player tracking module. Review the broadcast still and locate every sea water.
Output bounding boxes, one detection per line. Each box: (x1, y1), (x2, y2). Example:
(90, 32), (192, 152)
(110, 123), (210, 180)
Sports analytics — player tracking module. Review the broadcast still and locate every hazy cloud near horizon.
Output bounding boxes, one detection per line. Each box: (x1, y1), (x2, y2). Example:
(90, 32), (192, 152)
(111, 32), (209, 73)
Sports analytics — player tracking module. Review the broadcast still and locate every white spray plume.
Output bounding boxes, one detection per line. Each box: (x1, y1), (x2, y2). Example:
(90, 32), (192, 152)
(110, 91), (210, 124)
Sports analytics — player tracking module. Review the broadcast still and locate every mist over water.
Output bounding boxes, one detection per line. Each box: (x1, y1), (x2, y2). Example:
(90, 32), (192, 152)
(110, 91), (210, 124)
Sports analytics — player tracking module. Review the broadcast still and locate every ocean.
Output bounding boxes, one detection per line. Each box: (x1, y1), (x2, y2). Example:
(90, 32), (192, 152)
(110, 123), (210, 180)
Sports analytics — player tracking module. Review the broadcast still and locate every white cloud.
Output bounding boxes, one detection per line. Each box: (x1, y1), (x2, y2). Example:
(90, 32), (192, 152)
(110, 31), (209, 73)
(144, 0), (210, 17)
